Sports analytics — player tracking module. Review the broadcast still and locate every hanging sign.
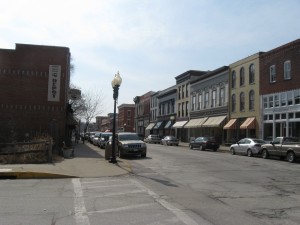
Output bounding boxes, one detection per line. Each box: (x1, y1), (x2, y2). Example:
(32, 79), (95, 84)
(48, 65), (61, 102)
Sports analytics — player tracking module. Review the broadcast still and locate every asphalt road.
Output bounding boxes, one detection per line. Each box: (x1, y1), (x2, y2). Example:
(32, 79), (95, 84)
(1, 143), (300, 225)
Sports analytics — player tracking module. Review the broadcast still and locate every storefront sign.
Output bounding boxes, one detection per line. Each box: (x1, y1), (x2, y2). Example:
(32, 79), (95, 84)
(48, 65), (61, 102)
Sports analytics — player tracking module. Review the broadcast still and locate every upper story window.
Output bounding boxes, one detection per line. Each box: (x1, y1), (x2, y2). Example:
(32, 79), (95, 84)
(231, 71), (236, 88)
(240, 67), (245, 86)
(287, 91), (293, 105)
(281, 93), (286, 106)
(182, 85), (185, 99)
(269, 96), (274, 108)
(249, 90), (254, 110)
(219, 87), (225, 106)
(204, 92), (209, 109)
(186, 101), (189, 116)
(198, 94), (202, 110)
(178, 87), (181, 100)
(192, 95), (196, 111)
(186, 84), (189, 97)
(249, 64), (255, 84)
(240, 92), (245, 111)
(263, 97), (268, 109)
(270, 65), (276, 83)
(182, 102), (185, 116)
(284, 60), (291, 80)
(212, 90), (216, 107)
(178, 103), (181, 117)
(127, 110), (131, 117)
(231, 94), (236, 112)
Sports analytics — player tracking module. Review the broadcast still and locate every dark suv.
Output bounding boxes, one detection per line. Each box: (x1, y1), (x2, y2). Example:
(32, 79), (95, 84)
(117, 132), (147, 158)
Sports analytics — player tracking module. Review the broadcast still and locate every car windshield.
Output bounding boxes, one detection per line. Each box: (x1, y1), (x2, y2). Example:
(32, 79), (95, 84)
(166, 136), (176, 140)
(118, 133), (140, 141)
(203, 137), (214, 141)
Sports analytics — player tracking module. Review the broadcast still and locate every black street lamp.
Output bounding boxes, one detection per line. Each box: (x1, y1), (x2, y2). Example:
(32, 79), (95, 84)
(110, 71), (122, 163)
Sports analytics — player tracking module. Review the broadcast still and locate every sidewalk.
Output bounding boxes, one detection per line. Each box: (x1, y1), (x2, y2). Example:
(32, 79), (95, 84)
(0, 142), (131, 179)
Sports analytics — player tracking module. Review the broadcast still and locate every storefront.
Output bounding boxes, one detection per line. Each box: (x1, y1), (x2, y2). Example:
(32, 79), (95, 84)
(262, 89), (300, 139)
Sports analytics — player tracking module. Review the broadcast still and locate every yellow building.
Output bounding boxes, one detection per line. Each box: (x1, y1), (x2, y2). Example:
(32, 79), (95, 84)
(225, 53), (263, 142)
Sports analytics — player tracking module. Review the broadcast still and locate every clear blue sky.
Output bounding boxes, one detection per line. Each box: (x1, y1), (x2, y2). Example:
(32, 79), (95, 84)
(1, 0), (300, 116)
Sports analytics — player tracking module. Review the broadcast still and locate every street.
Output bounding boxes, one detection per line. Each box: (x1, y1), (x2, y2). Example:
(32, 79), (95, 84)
(1, 143), (300, 225)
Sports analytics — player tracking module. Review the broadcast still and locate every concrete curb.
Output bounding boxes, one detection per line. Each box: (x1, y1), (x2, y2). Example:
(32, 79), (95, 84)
(0, 171), (76, 179)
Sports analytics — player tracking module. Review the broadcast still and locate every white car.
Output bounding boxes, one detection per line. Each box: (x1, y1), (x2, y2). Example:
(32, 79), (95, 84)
(230, 138), (266, 157)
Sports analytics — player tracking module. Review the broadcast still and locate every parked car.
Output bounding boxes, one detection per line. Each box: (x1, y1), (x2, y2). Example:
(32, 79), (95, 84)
(110, 132), (147, 158)
(92, 132), (102, 145)
(261, 137), (300, 163)
(161, 136), (179, 146)
(98, 132), (112, 149)
(230, 138), (266, 157)
(189, 137), (219, 151)
(144, 134), (161, 144)
(88, 132), (96, 143)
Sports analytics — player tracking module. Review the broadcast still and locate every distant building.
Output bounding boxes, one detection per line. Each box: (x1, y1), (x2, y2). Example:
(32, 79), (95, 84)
(0, 43), (71, 145)
(118, 104), (135, 132)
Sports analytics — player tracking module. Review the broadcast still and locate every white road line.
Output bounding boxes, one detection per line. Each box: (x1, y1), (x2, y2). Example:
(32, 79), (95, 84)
(87, 202), (156, 214)
(83, 183), (133, 189)
(131, 179), (213, 225)
(86, 189), (146, 198)
(72, 178), (90, 225)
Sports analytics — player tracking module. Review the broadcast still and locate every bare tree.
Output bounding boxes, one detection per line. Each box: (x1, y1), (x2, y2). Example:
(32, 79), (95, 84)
(71, 87), (105, 133)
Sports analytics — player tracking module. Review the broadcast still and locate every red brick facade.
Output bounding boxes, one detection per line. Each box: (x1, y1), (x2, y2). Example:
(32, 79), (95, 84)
(0, 44), (71, 143)
(260, 39), (300, 95)
(118, 104), (135, 132)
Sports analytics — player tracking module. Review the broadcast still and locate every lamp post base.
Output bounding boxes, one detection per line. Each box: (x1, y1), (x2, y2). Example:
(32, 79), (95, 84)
(109, 157), (118, 163)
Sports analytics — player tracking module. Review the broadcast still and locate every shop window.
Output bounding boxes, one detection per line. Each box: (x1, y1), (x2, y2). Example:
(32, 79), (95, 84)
(269, 114), (273, 120)
(263, 97), (268, 108)
(275, 114), (280, 120)
(294, 90), (300, 105)
(274, 95), (279, 107)
(281, 93), (286, 106)
(289, 113), (294, 119)
(269, 96), (273, 108)
(287, 91), (293, 105)
(281, 114), (286, 119)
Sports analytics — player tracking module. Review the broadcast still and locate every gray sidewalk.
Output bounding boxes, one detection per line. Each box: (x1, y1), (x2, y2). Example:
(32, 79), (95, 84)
(0, 142), (130, 179)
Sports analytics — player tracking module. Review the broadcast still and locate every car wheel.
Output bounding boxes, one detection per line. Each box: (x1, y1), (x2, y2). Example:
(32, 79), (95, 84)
(287, 151), (295, 163)
(262, 149), (268, 159)
(141, 153), (146, 158)
(189, 144), (193, 149)
(230, 148), (235, 155)
(247, 149), (253, 157)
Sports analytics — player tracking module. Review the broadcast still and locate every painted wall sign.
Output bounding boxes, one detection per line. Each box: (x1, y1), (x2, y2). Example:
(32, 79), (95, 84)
(48, 65), (61, 102)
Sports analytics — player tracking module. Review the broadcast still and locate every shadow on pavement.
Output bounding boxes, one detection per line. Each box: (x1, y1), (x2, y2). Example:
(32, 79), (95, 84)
(73, 142), (103, 159)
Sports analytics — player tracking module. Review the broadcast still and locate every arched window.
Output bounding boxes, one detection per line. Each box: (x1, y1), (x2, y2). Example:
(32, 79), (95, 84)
(231, 71), (236, 89)
(240, 67), (245, 86)
(231, 94), (236, 112)
(249, 64), (255, 84)
(240, 92), (245, 111)
(249, 90), (254, 110)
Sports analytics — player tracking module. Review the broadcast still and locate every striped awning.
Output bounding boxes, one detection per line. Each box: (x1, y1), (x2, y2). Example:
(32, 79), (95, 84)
(202, 116), (227, 128)
(223, 119), (237, 130)
(172, 121), (188, 128)
(240, 117), (256, 129)
(145, 123), (156, 130)
(184, 117), (208, 128)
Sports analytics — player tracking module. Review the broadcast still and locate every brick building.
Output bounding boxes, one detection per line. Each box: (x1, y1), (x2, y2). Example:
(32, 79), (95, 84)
(117, 104), (135, 132)
(260, 39), (300, 139)
(0, 43), (71, 144)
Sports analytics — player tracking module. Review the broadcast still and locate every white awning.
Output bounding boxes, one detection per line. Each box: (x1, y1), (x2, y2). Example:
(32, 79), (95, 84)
(202, 115), (227, 128)
(145, 123), (156, 130)
(172, 121), (188, 128)
(184, 117), (208, 128)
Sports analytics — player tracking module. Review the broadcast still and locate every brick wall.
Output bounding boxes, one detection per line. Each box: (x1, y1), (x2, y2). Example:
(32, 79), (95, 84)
(0, 44), (70, 143)
(260, 39), (300, 95)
